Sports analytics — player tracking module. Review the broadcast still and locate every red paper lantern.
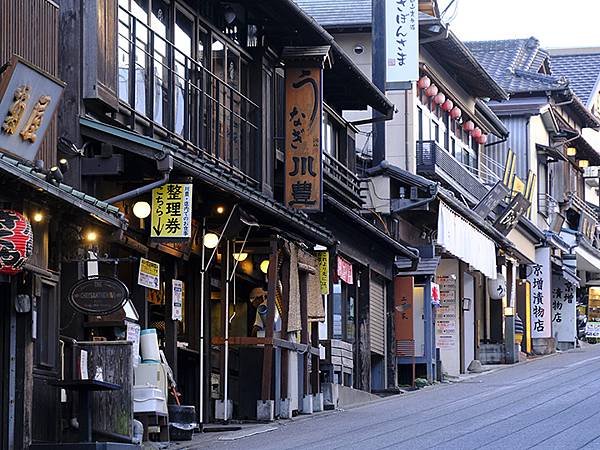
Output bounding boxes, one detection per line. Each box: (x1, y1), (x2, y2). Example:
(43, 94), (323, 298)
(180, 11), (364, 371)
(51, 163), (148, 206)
(471, 127), (482, 139)
(441, 99), (454, 112)
(0, 210), (33, 275)
(424, 84), (438, 97)
(477, 134), (488, 145)
(434, 93), (446, 105)
(462, 120), (475, 132)
(450, 106), (462, 119)
(417, 76), (431, 90)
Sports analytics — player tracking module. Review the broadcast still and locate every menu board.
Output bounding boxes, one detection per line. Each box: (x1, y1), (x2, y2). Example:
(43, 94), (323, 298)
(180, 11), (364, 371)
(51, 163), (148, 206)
(436, 275), (457, 349)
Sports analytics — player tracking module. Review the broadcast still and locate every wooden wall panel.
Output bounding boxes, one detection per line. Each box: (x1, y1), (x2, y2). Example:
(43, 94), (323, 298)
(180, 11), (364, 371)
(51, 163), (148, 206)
(1, 0), (58, 166)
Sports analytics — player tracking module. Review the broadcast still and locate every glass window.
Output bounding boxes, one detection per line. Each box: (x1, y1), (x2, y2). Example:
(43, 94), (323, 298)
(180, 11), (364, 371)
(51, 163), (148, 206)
(174, 11), (193, 137)
(151, 0), (169, 126)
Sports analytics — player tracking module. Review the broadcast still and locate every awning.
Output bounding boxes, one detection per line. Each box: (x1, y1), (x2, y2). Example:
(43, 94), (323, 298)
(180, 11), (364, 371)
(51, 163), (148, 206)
(437, 202), (497, 279)
(575, 244), (600, 274)
(395, 256), (440, 276)
(0, 151), (127, 229)
(507, 227), (536, 264)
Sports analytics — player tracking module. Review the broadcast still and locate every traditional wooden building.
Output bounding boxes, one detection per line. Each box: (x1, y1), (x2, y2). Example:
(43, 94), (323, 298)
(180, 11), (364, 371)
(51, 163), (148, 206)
(51, 0), (408, 438)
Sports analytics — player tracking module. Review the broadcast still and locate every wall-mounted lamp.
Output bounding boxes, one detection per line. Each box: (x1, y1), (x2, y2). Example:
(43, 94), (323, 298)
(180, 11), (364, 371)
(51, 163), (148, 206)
(216, 205), (226, 215)
(260, 259), (269, 274)
(46, 166), (64, 184)
(578, 159), (589, 169)
(203, 233), (219, 249)
(33, 212), (44, 223)
(566, 147), (577, 157)
(85, 230), (98, 242)
(132, 201), (151, 219)
(58, 158), (70, 173)
(462, 298), (471, 311)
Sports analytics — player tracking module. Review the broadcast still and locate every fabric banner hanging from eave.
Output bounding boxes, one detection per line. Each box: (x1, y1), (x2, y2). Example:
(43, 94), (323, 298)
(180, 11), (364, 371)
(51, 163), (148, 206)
(437, 202), (497, 279)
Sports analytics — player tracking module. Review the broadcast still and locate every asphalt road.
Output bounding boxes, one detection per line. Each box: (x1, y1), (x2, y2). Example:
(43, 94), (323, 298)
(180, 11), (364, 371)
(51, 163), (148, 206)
(191, 344), (600, 449)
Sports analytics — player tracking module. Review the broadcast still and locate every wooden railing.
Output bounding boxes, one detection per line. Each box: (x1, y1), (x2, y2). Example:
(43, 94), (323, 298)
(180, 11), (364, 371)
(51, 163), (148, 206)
(323, 152), (363, 203)
(117, 6), (261, 187)
(416, 140), (488, 203)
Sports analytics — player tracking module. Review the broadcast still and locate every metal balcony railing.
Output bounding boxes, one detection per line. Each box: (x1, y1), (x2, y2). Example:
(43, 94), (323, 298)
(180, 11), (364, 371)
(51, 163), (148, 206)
(566, 191), (599, 220)
(416, 140), (488, 203)
(323, 152), (362, 204)
(117, 6), (261, 188)
(538, 193), (560, 217)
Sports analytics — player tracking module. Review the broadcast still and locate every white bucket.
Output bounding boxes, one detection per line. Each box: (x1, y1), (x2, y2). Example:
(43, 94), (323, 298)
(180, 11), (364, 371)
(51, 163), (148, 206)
(140, 328), (160, 363)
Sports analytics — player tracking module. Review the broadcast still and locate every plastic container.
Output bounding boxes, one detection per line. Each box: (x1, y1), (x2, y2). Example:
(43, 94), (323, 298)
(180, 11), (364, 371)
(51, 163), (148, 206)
(140, 328), (160, 363)
(168, 404), (196, 441)
(133, 386), (167, 414)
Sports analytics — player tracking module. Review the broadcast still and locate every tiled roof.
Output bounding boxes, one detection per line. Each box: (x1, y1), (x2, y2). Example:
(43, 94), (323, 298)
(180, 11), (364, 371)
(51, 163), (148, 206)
(0, 152), (127, 228)
(293, 0), (371, 27)
(465, 37), (569, 94)
(549, 50), (600, 108)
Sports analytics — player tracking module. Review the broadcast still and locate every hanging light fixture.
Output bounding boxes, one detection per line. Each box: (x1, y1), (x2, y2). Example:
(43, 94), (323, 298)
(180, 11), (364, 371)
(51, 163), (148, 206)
(417, 75), (431, 90)
(33, 212), (44, 223)
(85, 230), (98, 242)
(471, 127), (482, 139)
(462, 120), (475, 132)
(424, 84), (438, 97)
(203, 233), (219, 249)
(233, 252), (248, 262)
(433, 92), (446, 105)
(450, 106), (462, 120)
(566, 147), (577, 157)
(132, 201), (151, 219)
(441, 99), (454, 112)
(578, 159), (589, 168)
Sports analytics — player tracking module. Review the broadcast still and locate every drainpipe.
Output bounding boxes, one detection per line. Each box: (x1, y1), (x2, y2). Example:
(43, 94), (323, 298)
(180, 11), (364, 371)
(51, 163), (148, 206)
(104, 155), (173, 204)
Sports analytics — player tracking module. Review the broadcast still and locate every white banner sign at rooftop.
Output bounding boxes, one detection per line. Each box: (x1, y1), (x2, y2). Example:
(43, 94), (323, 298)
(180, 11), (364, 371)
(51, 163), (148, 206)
(385, 0), (419, 84)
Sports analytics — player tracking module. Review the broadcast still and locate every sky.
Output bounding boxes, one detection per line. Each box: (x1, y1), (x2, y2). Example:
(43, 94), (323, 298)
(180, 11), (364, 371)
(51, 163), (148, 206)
(437, 0), (600, 49)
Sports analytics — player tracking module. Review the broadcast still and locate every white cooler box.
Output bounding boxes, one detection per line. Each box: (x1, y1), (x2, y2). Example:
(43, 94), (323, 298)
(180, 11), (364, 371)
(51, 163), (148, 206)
(133, 386), (168, 414)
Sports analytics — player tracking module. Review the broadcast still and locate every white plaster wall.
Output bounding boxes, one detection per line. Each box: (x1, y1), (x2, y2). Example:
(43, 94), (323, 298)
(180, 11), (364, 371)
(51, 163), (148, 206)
(334, 33), (374, 158)
(528, 114), (551, 230)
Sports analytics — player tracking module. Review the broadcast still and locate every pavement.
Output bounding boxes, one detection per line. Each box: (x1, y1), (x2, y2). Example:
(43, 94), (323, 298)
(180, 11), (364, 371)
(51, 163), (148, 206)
(161, 343), (600, 449)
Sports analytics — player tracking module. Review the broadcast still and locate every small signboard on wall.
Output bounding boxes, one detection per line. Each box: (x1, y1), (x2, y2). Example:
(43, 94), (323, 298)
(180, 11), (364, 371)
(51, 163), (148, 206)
(0, 55), (65, 161)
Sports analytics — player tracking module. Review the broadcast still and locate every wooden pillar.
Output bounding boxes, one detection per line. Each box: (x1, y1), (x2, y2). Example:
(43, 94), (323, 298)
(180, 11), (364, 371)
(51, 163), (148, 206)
(280, 256), (290, 400)
(165, 261), (178, 379)
(261, 238), (278, 400)
(299, 273), (310, 395)
(310, 322), (320, 394)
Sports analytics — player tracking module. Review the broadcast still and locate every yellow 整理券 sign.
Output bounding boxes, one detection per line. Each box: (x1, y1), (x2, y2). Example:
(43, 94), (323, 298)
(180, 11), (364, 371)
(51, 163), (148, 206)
(151, 184), (193, 239)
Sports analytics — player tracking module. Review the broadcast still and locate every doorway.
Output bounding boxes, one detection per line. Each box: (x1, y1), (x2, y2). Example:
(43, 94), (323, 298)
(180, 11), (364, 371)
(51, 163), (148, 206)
(462, 273), (475, 373)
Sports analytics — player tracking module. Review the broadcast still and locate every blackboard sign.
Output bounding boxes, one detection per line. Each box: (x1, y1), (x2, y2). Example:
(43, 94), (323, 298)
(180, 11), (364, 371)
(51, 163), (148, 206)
(68, 276), (129, 315)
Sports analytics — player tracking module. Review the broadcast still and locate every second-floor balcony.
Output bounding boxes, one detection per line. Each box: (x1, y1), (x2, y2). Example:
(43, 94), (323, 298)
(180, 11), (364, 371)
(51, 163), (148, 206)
(117, 6), (261, 188)
(323, 152), (363, 206)
(416, 140), (488, 204)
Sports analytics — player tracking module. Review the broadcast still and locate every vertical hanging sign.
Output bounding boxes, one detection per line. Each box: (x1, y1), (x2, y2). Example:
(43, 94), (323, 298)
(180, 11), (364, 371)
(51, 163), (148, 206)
(284, 48), (327, 212)
(151, 183), (193, 239)
(385, 0), (419, 84)
(527, 247), (551, 339)
(317, 251), (329, 295)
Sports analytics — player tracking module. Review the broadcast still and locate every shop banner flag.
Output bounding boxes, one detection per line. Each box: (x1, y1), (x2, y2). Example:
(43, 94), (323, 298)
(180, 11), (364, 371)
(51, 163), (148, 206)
(317, 251), (329, 295)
